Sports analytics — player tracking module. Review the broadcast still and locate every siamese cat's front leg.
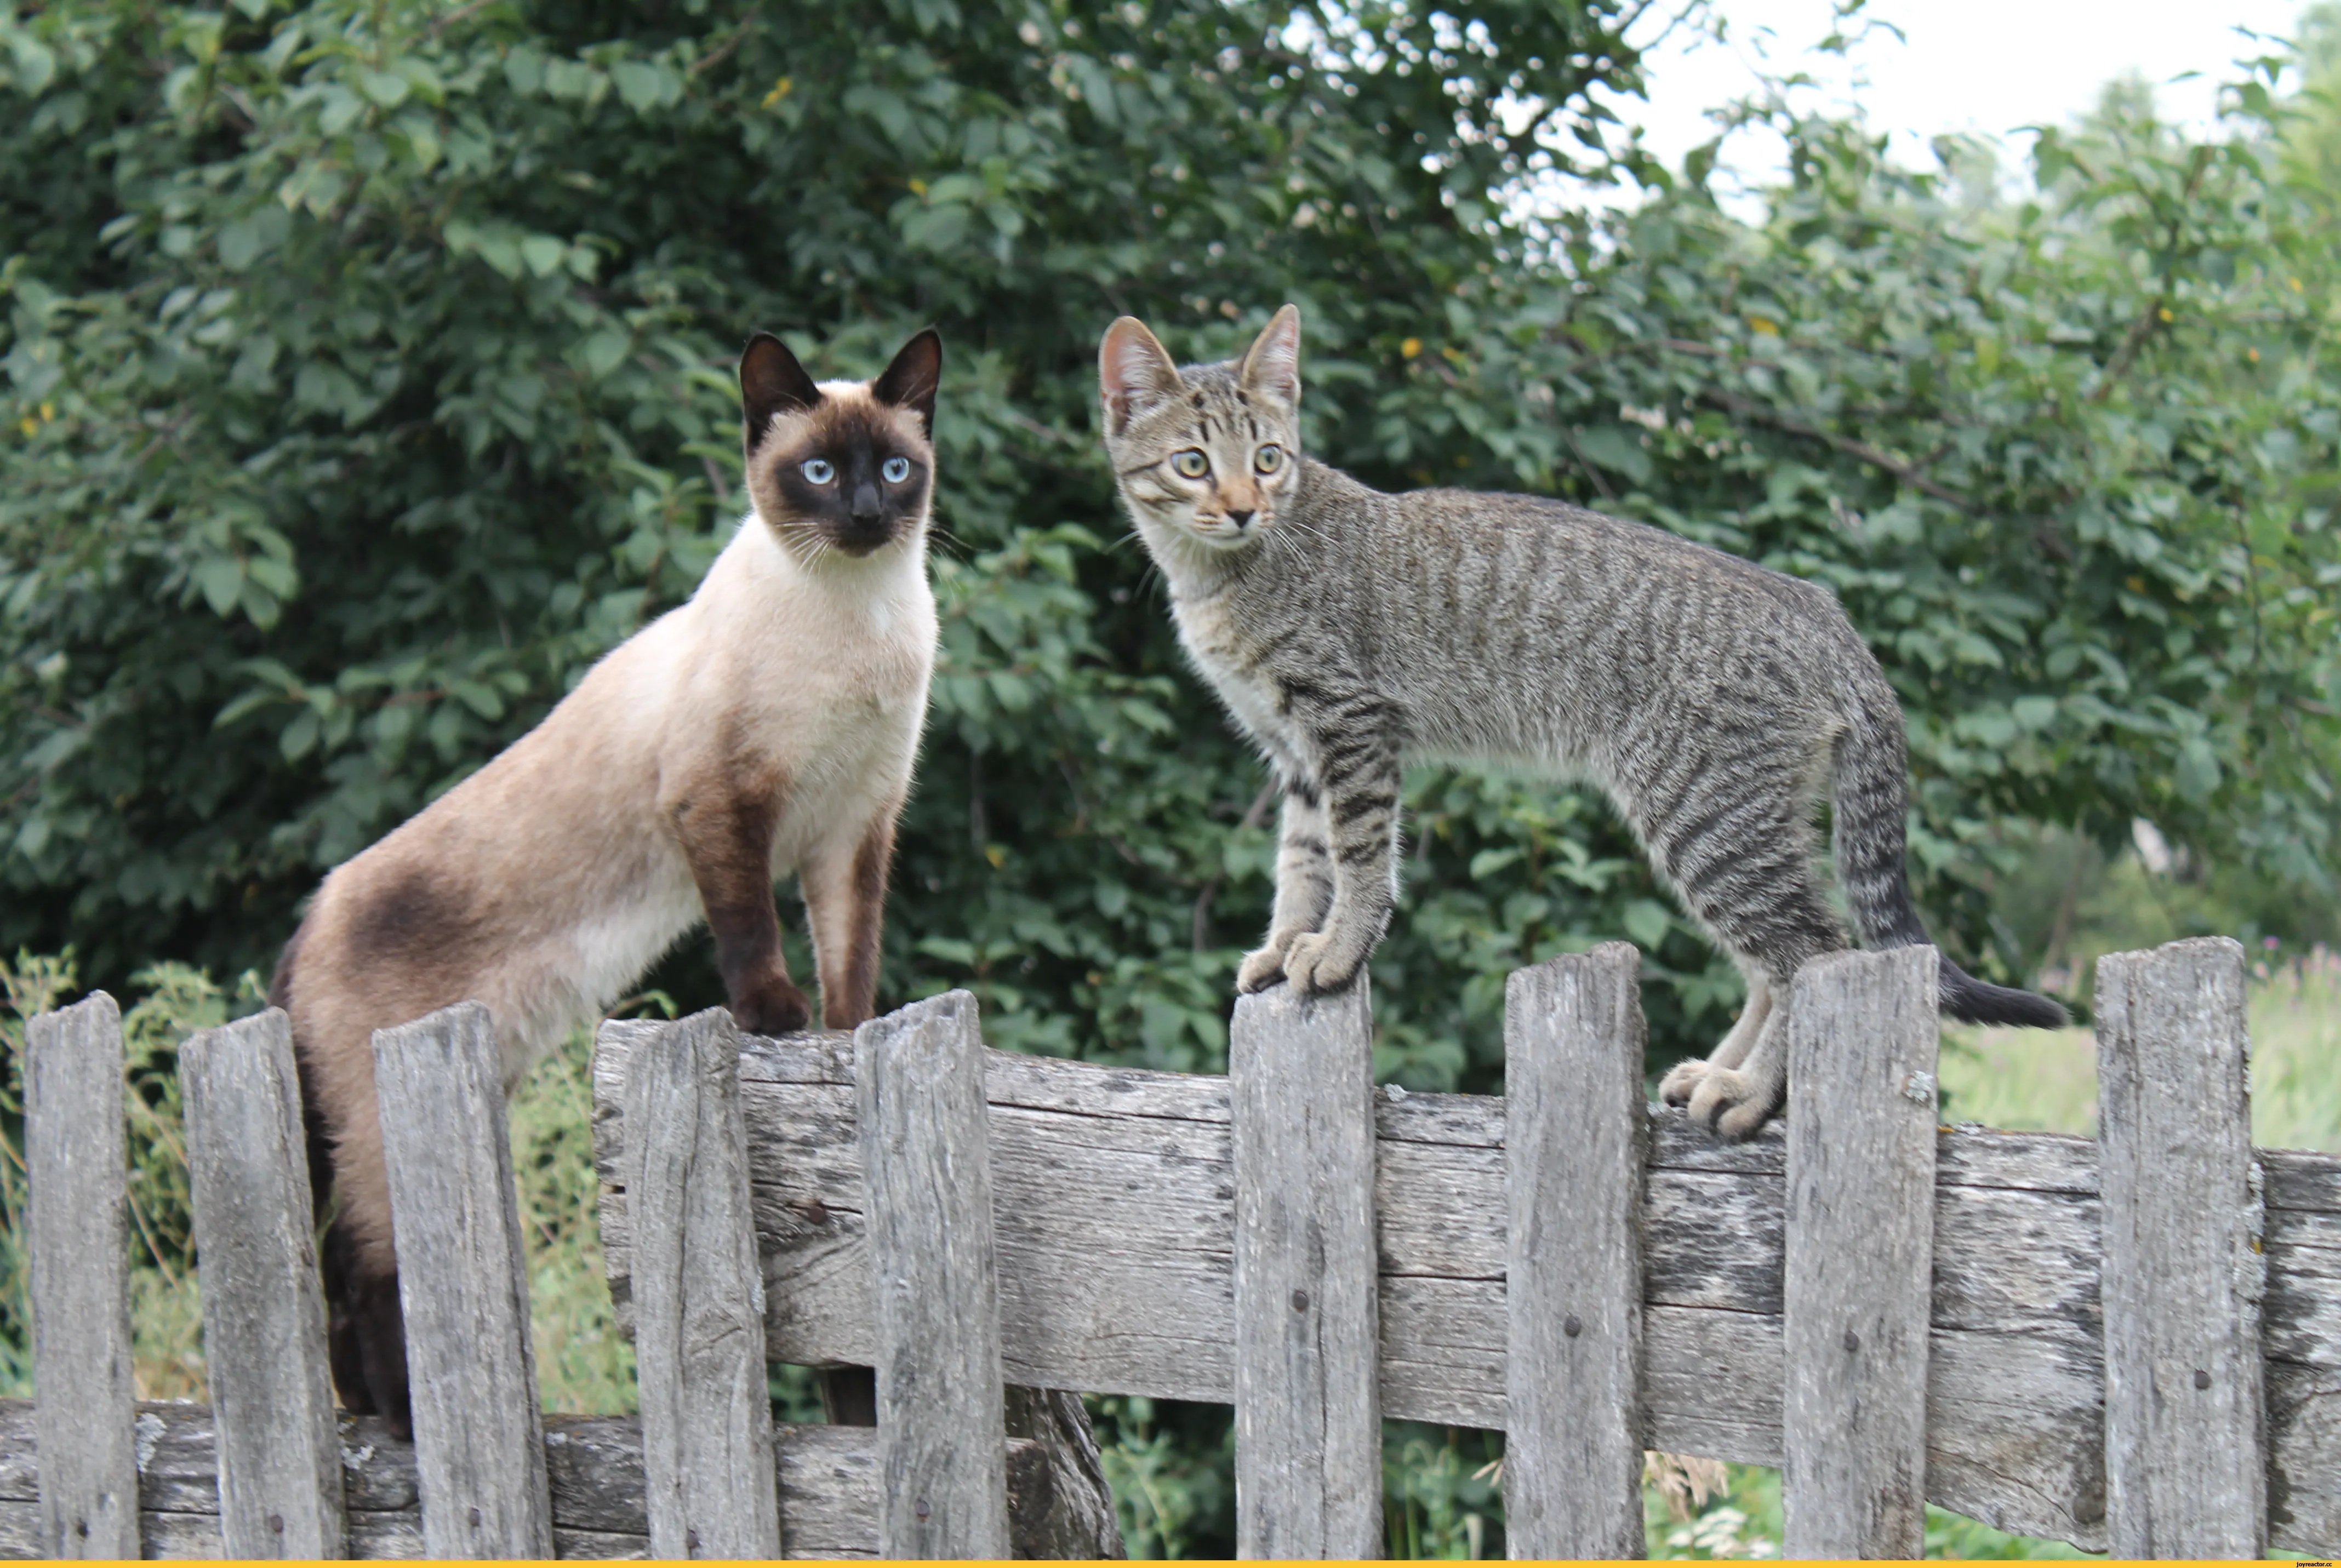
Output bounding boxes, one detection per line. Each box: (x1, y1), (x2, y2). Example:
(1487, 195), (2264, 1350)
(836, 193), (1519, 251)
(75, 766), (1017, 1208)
(801, 806), (899, 1031)
(1276, 714), (1402, 997)
(1237, 780), (1335, 993)
(669, 777), (813, 1036)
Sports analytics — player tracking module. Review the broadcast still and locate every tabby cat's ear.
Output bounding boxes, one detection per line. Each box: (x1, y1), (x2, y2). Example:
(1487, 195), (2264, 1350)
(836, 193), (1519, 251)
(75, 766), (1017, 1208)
(872, 328), (944, 437)
(740, 333), (823, 454)
(1099, 317), (1184, 437)
(1239, 303), (1303, 408)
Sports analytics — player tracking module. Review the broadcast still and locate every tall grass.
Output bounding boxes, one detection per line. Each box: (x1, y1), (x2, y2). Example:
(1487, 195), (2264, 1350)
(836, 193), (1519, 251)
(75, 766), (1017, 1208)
(1940, 945), (2341, 1153)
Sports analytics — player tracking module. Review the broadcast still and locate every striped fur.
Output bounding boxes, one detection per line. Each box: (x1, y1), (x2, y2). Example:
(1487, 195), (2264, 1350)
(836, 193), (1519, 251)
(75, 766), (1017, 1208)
(1099, 306), (2064, 1139)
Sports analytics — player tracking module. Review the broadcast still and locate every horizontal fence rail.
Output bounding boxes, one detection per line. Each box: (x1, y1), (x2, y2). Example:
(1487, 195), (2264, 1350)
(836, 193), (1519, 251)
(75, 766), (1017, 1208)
(0, 1401), (1065, 1560)
(595, 942), (2341, 1557)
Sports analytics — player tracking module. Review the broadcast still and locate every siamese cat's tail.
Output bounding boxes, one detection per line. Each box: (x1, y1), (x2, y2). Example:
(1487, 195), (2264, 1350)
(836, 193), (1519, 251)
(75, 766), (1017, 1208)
(1831, 683), (2070, 1030)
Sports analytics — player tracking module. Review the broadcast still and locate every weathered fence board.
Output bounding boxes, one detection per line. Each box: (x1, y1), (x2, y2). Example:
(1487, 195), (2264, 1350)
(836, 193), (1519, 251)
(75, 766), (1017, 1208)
(25, 992), (139, 1561)
(1502, 945), (1646, 1560)
(373, 1002), (554, 1559)
(1229, 978), (1383, 1561)
(2096, 937), (2268, 1559)
(856, 992), (1010, 1559)
(0, 1401), (1066, 1560)
(180, 1008), (347, 1558)
(1782, 946), (1940, 1558)
(594, 1028), (2341, 1555)
(621, 1007), (780, 1560)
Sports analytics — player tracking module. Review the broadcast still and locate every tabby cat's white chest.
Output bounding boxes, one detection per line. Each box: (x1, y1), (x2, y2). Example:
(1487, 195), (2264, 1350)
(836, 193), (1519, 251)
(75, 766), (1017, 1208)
(1172, 591), (1301, 764)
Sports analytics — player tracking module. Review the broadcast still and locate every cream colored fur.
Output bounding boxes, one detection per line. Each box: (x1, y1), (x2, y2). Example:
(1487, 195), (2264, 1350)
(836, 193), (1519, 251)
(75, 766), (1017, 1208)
(286, 384), (935, 1276)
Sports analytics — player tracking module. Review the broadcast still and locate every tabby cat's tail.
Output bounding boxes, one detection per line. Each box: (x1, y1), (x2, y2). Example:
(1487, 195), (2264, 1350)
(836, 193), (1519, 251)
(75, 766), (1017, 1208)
(1831, 681), (2070, 1029)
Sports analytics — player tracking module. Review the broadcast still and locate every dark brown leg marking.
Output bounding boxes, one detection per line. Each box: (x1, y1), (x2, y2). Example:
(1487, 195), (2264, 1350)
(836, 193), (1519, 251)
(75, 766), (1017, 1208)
(817, 813), (896, 1032)
(675, 782), (810, 1037)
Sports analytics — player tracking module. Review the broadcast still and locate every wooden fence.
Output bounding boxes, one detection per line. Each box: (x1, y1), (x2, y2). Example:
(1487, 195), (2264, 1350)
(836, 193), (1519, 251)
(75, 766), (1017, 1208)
(0, 992), (1111, 1558)
(1, 932), (2336, 1558)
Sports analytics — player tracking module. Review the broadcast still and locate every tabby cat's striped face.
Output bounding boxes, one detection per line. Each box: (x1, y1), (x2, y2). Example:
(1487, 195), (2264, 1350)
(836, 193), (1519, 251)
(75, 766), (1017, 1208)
(1099, 306), (1304, 556)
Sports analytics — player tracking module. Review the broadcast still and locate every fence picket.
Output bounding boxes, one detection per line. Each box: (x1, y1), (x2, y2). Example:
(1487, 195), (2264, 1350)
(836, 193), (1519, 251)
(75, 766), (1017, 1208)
(855, 991), (1010, 1559)
(372, 1002), (554, 1559)
(2096, 936), (2267, 1559)
(623, 1006), (781, 1560)
(181, 1008), (347, 1558)
(1230, 977), (1381, 1560)
(1782, 946), (1940, 1559)
(1503, 942), (1648, 1559)
(25, 992), (139, 1560)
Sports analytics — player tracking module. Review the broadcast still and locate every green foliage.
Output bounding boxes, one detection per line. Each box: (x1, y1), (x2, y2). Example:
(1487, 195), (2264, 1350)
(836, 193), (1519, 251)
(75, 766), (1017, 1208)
(0, 948), (256, 1399)
(5, 1), (2337, 1095)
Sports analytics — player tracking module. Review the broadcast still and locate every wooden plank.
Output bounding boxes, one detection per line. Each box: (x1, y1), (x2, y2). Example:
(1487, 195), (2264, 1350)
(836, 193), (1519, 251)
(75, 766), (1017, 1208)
(0, 1401), (1069, 1561)
(621, 1007), (781, 1560)
(372, 1002), (555, 1559)
(1502, 943), (1646, 1559)
(855, 991), (1010, 1559)
(180, 1008), (347, 1558)
(2096, 936), (2268, 1559)
(1229, 978), (1381, 1561)
(587, 1019), (2341, 1554)
(1782, 945), (1940, 1559)
(25, 991), (139, 1560)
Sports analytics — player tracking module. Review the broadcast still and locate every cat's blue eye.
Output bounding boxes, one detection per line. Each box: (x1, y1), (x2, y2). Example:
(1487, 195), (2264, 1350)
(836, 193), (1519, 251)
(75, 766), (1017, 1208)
(1170, 449), (1210, 479)
(881, 456), (911, 484)
(1254, 444), (1283, 474)
(801, 459), (835, 484)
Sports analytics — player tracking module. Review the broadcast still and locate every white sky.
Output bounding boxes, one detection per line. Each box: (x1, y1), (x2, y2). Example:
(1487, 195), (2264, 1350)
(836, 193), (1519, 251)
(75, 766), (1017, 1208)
(1581, 0), (2311, 201)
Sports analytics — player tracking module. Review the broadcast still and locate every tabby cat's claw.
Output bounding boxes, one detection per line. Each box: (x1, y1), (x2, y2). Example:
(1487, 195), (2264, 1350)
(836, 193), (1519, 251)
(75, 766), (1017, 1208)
(1686, 1067), (1780, 1143)
(1236, 945), (1288, 994)
(1280, 932), (1361, 995)
(1658, 1058), (1706, 1108)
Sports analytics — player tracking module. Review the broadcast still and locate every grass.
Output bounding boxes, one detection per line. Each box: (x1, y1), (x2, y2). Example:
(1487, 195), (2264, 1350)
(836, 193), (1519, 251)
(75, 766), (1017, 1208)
(1940, 943), (2341, 1153)
(3, 943), (2331, 1557)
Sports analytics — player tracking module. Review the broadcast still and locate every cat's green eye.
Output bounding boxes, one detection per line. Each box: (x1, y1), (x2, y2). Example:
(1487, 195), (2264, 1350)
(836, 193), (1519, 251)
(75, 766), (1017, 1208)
(1254, 444), (1283, 474)
(1170, 449), (1211, 479)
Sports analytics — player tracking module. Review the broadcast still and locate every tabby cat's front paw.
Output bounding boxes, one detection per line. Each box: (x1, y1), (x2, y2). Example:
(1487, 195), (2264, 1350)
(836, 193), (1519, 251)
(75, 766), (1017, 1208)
(1280, 932), (1363, 995)
(1236, 928), (1304, 994)
(1686, 1067), (1782, 1142)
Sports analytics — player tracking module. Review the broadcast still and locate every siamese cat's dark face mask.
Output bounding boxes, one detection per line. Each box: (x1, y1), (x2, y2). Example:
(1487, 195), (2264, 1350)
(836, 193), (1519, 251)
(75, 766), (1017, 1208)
(738, 328), (942, 563)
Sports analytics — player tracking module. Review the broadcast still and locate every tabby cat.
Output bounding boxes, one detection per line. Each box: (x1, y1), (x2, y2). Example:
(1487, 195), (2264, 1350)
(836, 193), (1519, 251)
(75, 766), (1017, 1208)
(1098, 305), (2063, 1138)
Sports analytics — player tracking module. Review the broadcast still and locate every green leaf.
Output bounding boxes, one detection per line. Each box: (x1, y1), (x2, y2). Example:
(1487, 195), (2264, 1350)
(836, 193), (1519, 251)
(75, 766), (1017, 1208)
(1622, 900), (1672, 952)
(193, 556), (244, 617)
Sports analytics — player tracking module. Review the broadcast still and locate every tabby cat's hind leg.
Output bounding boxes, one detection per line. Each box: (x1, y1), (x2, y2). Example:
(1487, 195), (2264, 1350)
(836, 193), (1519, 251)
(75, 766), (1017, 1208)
(1659, 971), (1772, 1108)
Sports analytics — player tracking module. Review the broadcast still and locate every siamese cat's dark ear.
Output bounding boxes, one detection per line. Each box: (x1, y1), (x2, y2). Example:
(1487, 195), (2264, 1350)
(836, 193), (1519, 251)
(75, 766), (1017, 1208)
(740, 332), (823, 452)
(872, 328), (944, 437)
(1099, 316), (1183, 437)
(1239, 303), (1302, 408)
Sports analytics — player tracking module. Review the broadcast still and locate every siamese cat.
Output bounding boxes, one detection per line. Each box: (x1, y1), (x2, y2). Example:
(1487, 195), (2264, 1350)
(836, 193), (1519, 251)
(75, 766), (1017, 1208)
(275, 328), (943, 1434)
(1099, 306), (2064, 1140)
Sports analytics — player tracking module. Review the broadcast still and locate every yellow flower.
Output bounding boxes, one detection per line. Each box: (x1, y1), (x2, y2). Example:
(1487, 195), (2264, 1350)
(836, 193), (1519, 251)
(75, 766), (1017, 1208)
(909, 178), (928, 197)
(1400, 337), (1421, 359)
(2248, 347), (2260, 362)
(39, 402), (54, 421)
(2290, 277), (2304, 292)
(16, 417), (35, 439)
(1748, 314), (1780, 336)
(760, 75), (793, 110)
(2158, 306), (2174, 322)
(984, 844), (1006, 868)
